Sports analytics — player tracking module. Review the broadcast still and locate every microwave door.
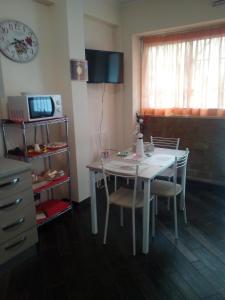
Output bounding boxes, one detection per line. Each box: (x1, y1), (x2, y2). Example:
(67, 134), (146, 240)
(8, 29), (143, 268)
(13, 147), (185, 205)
(28, 97), (55, 120)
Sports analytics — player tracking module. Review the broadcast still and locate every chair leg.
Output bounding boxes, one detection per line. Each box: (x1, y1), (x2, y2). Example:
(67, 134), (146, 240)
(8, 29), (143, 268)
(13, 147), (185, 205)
(120, 207), (124, 227)
(180, 188), (186, 211)
(103, 203), (110, 244)
(173, 196), (178, 239)
(132, 208), (136, 256)
(183, 199), (187, 224)
(114, 176), (117, 191)
(152, 197), (155, 238)
(167, 177), (171, 210)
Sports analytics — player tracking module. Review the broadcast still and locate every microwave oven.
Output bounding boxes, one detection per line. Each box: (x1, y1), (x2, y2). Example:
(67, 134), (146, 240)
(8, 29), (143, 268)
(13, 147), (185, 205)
(7, 95), (63, 122)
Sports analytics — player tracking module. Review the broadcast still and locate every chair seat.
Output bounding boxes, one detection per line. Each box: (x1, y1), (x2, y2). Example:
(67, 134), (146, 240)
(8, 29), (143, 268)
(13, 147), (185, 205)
(151, 180), (182, 197)
(110, 187), (146, 208)
(157, 167), (174, 179)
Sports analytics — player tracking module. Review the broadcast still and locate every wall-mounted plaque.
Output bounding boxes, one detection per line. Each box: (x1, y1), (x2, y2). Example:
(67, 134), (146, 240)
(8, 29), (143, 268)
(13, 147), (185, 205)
(70, 59), (88, 81)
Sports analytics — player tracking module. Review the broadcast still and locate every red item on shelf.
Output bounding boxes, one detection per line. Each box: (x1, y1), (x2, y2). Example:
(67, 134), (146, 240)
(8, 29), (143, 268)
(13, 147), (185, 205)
(28, 148), (66, 157)
(36, 199), (71, 225)
(33, 175), (69, 193)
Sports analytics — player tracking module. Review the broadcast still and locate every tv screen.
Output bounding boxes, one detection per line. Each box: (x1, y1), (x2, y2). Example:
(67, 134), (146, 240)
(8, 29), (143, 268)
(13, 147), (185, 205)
(85, 49), (123, 84)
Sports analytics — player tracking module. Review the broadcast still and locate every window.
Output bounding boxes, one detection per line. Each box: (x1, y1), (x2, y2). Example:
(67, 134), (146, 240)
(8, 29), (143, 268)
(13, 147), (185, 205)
(141, 26), (225, 117)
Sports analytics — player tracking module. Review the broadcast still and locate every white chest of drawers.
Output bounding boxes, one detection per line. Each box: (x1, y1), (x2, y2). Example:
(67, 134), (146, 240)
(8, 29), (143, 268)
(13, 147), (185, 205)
(0, 158), (38, 265)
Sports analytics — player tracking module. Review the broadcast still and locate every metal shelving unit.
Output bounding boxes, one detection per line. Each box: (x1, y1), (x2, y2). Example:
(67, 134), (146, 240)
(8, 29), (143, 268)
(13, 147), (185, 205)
(2, 117), (72, 227)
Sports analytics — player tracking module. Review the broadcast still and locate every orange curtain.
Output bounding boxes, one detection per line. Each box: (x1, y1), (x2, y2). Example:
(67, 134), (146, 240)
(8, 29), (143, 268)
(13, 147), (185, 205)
(141, 25), (225, 117)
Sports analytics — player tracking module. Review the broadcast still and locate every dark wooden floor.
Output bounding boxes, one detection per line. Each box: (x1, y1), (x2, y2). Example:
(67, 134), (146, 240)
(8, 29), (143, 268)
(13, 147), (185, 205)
(1, 181), (225, 300)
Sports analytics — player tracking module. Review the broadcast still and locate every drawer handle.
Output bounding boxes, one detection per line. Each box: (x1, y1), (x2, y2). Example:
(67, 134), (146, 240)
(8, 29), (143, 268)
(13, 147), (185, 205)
(0, 178), (20, 188)
(4, 236), (27, 251)
(2, 217), (25, 231)
(0, 198), (23, 210)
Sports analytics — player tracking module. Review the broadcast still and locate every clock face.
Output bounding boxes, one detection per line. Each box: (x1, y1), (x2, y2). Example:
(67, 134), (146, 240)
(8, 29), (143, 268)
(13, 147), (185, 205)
(0, 20), (39, 63)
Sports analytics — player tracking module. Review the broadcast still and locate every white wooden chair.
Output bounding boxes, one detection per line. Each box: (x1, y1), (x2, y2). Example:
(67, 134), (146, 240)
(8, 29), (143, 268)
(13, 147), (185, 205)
(102, 160), (153, 256)
(151, 149), (189, 239)
(150, 136), (180, 212)
(150, 136), (180, 150)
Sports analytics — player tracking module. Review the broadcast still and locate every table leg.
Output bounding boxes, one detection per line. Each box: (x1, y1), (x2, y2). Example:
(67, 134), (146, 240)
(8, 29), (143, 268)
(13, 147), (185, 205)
(142, 179), (150, 254)
(90, 170), (98, 234)
(180, 167), (186, 211)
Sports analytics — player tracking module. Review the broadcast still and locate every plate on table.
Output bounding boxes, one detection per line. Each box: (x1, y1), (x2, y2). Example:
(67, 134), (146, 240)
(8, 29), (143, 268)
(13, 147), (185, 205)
(148, 154), (175, 166)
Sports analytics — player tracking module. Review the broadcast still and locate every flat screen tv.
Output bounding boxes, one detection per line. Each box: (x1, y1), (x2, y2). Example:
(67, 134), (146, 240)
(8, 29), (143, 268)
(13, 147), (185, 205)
(85, 49), (124, 84)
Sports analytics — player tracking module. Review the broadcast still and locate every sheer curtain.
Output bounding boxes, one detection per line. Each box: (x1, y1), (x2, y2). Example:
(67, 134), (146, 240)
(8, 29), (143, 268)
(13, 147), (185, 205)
(141, 26), (225, 117)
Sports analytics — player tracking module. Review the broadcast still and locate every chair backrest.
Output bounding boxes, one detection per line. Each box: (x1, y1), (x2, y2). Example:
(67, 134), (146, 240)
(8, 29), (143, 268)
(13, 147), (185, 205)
(176, 149), (189, 170)
(150, 136), (180, 150)
(101, 159), (139, 208)
(172, 148), (189, 189)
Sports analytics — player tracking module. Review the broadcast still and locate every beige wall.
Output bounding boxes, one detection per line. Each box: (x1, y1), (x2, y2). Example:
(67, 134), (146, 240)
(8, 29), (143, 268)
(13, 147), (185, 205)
(66, 0), (91, 201)
(84, 16), (124, 161)
(0, 0), (56, 98)
(49, 0), (81, 201)
(0, 0), (56, 157)
(0, 0), (121, 201)
(84, 0), (120, 26)
(2, 0), (222, 197)
(84, 0), (124, 157)
(0, 0), (87, 201)
(120, 0), (225, 148)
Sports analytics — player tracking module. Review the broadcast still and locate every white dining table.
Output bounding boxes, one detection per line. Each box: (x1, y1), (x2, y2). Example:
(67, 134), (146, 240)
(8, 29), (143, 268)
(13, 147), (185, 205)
(86, 147), (186, 254)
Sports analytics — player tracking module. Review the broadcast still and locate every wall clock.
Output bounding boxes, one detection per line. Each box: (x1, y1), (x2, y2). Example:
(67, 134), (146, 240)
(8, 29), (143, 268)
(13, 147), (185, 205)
(0, 20), (39, 63)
